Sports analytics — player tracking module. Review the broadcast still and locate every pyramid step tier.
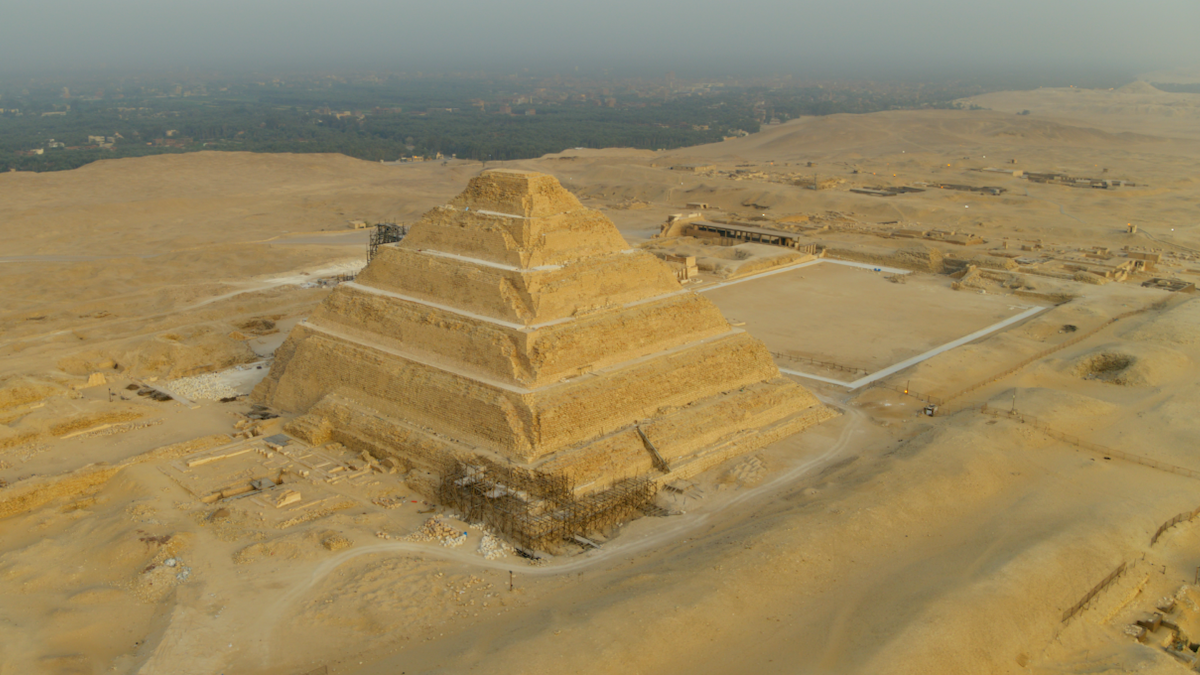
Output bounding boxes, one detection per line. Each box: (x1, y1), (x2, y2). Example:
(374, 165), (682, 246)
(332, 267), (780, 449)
(355, 246), (682, 325)
(256, 323), (782, 462)
(399, 204), (630, 269)
(284, 386), (838, 497)
(538, 377), (827, 490)
(305, 283), (731, 388)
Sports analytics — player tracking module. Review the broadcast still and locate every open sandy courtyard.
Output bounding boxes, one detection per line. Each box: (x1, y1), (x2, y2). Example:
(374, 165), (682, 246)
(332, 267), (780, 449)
(701, 261), (1043, 374)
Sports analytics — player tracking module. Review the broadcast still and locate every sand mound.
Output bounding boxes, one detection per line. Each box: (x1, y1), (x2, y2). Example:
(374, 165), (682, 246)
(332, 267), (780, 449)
(693, 242), (808, 278)
(988, 387), (1118, 427)
(641, 237), (808, 278)
(982, 117), (1147, 144)
(60, 325), (259, 380)
(1137, 384), (1200, 451)
(233, 529), (330, 564)
(642, 237), (802, 277)
(1068, 343), (1191, 387)
(1123, 299), (1200, 347)
(0, 376), (66, 411)
(1117, 80), (1165, 95)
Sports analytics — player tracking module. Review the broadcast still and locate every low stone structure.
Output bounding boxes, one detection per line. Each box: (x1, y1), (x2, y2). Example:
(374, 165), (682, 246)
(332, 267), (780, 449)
(658, 217), (815, 250)
(254, 170), (835, 547)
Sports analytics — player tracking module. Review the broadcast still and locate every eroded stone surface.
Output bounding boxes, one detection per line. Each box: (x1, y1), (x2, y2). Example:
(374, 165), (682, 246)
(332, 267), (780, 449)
(254, 170), (834, 489)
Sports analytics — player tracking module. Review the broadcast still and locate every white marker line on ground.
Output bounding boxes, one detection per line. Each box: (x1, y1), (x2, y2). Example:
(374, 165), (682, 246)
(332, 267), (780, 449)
(696, 257), (910, 294)
(819, 259), (912, 274)
(844, 305), (1047, 389)
(697, 256), (1045, 388)
(778, 369), (854, 387)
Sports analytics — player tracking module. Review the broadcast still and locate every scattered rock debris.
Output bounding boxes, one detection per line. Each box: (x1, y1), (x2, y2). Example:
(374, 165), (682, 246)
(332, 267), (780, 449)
(479, 531), (514, 560)
(321, 533), (353, 551)
(404, 517), (468, 548)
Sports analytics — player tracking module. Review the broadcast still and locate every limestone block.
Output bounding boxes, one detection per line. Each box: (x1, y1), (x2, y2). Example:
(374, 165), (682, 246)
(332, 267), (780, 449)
(356, 247), (683, 325)
(255, 169), (833, 493)
(274, 490), (302, 508)
(306, 284), (730, 388)
(448, 169), (584, 218)
(321, 533), (352, 551)
(400, 207), (629, 268)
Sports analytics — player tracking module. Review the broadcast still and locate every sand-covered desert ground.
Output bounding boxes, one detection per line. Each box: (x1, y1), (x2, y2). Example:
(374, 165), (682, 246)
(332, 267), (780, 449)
(3, 83), (1200, 675)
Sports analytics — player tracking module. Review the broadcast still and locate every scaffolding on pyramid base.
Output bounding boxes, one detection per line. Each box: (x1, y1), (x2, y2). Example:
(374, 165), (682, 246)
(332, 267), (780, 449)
(367, 223), (409, 262)
(437, 458), (658, 552)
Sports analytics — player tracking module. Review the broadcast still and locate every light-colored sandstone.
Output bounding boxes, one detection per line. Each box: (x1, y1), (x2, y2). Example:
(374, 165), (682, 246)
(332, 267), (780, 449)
(257, 170), (833, 490)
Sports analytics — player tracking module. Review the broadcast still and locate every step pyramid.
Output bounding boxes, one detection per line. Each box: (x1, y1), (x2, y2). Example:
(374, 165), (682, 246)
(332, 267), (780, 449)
(254, 170), (836, 511)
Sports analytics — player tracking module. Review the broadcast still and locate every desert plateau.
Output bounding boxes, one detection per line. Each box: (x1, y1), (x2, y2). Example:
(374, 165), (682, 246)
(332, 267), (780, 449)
(4, 81), (1200, 675)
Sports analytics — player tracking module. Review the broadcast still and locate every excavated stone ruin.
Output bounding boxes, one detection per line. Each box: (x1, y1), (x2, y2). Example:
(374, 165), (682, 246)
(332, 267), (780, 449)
(253, 169), (837, 547)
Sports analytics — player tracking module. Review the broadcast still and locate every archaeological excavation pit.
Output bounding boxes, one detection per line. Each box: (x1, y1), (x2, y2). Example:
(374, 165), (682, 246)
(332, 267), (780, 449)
(1074, 351), (1137, 384)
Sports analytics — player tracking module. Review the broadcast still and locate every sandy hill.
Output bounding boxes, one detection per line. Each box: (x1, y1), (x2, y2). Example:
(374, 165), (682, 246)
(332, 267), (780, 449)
(675, 111), (1162, 161)
(0, 151), (472, 257)
(961, 86), (1200, 140)
(1118, 80), (1166, 94)
(0, 152), (483, 384)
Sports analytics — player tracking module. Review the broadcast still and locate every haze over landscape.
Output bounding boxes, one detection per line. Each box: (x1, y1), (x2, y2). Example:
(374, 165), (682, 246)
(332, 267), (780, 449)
(2, 3), (1200, 675)
(2, 0), (1198, 76)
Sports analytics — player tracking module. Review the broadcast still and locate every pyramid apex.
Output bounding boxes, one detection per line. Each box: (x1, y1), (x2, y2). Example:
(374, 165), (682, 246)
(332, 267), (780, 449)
(450, 169), (583, 217)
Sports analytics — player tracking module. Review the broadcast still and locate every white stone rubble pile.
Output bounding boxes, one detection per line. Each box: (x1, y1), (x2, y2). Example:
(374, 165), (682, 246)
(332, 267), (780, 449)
(479, 531), (513, 560)
(165, 372), (243, 401)
(404, 516), (468, 547)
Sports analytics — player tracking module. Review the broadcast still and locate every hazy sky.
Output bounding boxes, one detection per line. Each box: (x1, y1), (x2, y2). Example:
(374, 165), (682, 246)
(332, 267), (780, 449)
(3, 0), (1197, 78)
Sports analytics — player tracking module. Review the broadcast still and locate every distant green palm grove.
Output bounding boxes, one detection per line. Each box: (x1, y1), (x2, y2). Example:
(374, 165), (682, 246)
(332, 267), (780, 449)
(0, 74), (990, 173)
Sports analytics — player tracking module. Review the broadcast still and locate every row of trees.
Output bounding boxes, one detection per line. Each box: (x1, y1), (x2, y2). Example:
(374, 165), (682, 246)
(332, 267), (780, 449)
(0, 77), (997, 173)
(0, 96), (755, 171)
